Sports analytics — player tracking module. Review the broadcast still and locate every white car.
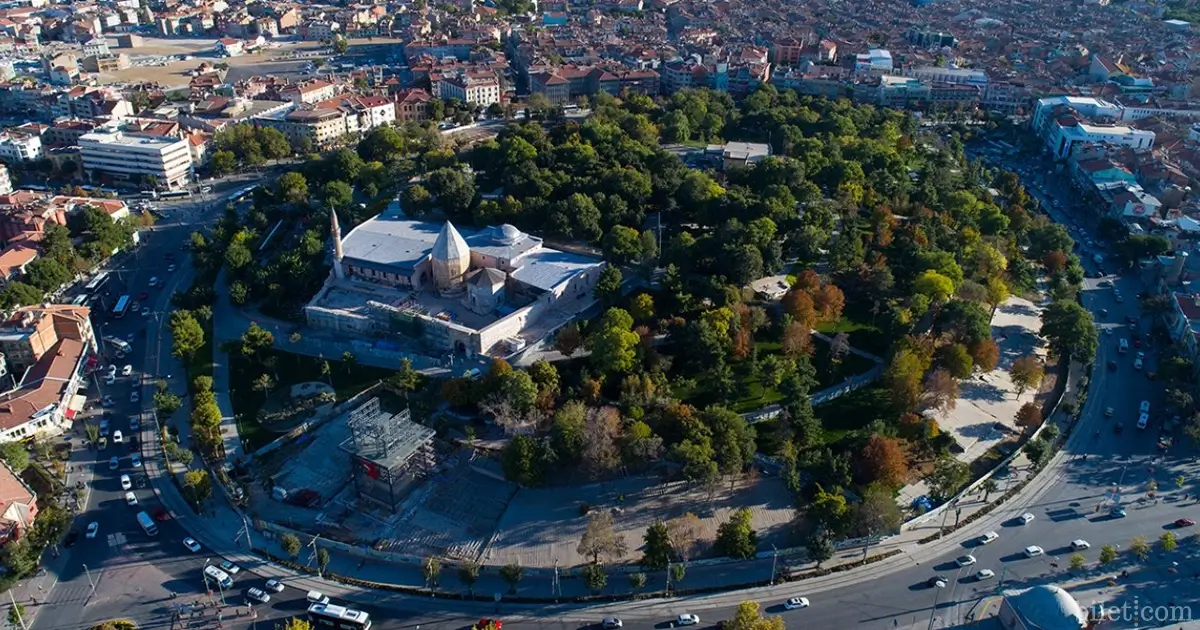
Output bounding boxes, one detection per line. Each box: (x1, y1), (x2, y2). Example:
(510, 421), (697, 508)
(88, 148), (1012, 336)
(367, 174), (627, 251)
(956, 554), (976, 567)
(125, 491), (138, 506)
(167, 264), (177, 273)
(978, 531), (1000, 545)
(120, 474), (131, 490)
(1024, 545), (1044, 558)
(1140, 400), (1151, 413)
(676, 614), (700, 626)
(131, 454), (142, 468)
(264, 579), (285, 593)
(1138, 413), (1150, 429)
(220, 560), (242, 576)
(784, 597), (810, 610)
(85, 522), (99, 539)
(244, 587), (270, 604)
(1019, 513), (1034, 525)
(601, 618), (622, 629)
(1071, 539), (1091, 550)
(976, 569), (996, 580)
(112, 430), (123, 444)
(148, 277), (159, 287)
(183, 537), (201, 553)
(122, 364), (133, 376)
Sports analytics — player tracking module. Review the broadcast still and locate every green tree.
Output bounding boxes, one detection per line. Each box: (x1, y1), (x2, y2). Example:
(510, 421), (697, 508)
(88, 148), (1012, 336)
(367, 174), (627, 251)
(457, 561), (480, 595)
(723, 601), (785, 630)
(938, 343), (974, 379)
(1130, 536), (1150, 561)
(1160, 532), (1178, 553)
(0, 282), (43, 309)
(241, 322), (275, 357)
(316, 548), (331, 574)
(332, 35), (349, 55)
(1040, 300), (1098, 364)
(628, 572), (647, 591)
(583, 563), (607, 593)
(499, 563), (524, 593)
(209, 150), (237, 176)
(714, 508), (758, 559)
(0, 442), (28, 472)
(1069, 553), (1086, 570)
(322, 180), (354, 209)
(671, 562), (686, 585)
(276, 172), (309, 205)
(805, 530), (835, 568)
(913, 270), (955, 303)
(854, 484), (903, 558)
(182, 469), (213, 506)
(587, 308), (640, 374)
(641, 521), (672, 569)
(595, 265), (623, 306)
(7, 603), (23, 627)
(169, 310), (205, 361)
(281, 534), (301, 558)
(1099, 544), (1118, 565)
(925, 456), (971, 502)
(603, 226), (643, 266)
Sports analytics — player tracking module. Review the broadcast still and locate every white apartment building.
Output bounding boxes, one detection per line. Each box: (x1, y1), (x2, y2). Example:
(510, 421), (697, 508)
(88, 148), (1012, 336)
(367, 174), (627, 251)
(1032, 96), (1122, 130)
(78, 130), (193, 189)
(438, 76), (501, 107)
(0, 132), (43, 163)
(1032, 96), (1155, 159)
(0, 164), (12, 195)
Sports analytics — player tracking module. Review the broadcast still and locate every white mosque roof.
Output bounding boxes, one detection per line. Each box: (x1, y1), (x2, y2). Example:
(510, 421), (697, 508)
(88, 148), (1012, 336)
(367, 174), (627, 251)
(432, 221), (470, 262)
(1005, 586), (1087, 630)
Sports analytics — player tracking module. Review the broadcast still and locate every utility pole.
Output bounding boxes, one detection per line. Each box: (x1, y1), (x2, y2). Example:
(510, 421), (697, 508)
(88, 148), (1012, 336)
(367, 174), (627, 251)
(306, 535), (323, 578)
(551, 558), (559, 599)
(8, 589), (26, 630)
(926, 582), (944, 630)
(665, 559), (672, 595)
(235, 516), (253, 549)
(770, 544), (779, 585)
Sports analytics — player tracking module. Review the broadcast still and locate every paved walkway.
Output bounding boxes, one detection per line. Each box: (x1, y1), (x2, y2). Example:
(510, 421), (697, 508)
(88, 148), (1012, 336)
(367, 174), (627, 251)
(897, 296), (1047, 509)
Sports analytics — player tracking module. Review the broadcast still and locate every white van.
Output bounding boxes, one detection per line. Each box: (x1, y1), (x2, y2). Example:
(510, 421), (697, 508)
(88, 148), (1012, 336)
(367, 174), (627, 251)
(306, 590), (330, 605)
(1119, 338), (1129, 354)
(203, 565), (234, 590)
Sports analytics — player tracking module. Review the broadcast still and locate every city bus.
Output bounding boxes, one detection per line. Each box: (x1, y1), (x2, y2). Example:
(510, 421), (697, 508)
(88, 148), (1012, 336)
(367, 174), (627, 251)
(135, 511), (158, 536)
(112, 295), (131, 318)
(308, 603), (371, 630)
(84, 272), (109, 294)
(156, 190), (192, 201)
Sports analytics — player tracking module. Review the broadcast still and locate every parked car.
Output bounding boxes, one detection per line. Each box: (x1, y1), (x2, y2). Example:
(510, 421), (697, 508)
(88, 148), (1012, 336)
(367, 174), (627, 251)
(125, 491), (138, 506)
(784, 597), (810, 610)
(108, 456), (119, 470)
(85, 522), (99, 539)
(1071, 540), (1090, 550)
(220, 561), (242, 576)
(976, 569), (996, 580)
(675, 614), (700, 626)
(183, 538), (201, 553)
(244, 588), (270, 604)
(1024, 546), (1044, 558)
(264, 579), (285, 593)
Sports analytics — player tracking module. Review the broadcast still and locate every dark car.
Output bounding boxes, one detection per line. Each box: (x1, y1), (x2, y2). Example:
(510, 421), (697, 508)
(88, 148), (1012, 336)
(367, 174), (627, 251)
(153, 508), (170, 521)
(1175, 518), (1195, 527)
(63, 530), (79, 548)
(1108, 360), (1118, 371)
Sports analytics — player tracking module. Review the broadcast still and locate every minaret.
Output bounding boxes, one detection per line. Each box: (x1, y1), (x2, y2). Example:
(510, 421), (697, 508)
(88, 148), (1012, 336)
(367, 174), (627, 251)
(330, 208), (345, 280)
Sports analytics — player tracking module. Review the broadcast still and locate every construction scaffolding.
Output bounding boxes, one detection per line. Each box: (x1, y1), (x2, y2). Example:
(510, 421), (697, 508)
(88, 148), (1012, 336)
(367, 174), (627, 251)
(340, 398), (437, 513)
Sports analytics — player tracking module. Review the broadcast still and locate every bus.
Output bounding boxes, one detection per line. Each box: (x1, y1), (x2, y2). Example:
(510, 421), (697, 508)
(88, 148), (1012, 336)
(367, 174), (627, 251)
(135, 511), (158, 536)
(157, 190), (192, 201)
(112, 295), (131, 318)
(84, 272), (109, 294)
(308, 603), (371, 630)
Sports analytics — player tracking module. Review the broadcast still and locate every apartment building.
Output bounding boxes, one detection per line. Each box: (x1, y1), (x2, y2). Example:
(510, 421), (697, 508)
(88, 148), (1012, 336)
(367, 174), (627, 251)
(0, 165), (11, 196)
(395, 89), (433, 122)
(0, 131), (42, 163)
(78, 130), (194, 189)
(437, 76), (500, 107)
(0, 304), (96, 443)
(280, 80), (339, 105)
(0, 461), (36, 545)
(253, 106), (348, 148)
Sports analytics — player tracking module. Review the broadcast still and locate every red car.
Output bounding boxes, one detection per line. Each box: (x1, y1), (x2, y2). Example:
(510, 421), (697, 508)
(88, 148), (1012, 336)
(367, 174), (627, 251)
(138, 292), (148, 300)
(1175, 518), (1195, 527)
(473, 620), (501, 630)
(153, 508), (170, 521)
(1134, 339), (1142, 348)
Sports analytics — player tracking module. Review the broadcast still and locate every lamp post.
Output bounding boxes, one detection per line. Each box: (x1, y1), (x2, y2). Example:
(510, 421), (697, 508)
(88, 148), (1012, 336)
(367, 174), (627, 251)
(769, 544), (779, 585)
(926, 579), (946, 630)
(82, 563), (96, 594)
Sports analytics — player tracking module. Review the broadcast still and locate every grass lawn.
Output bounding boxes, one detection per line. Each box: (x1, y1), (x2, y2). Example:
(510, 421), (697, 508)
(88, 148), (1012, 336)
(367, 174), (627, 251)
(815, 317), (891, 358)
(229, 349), (397, 450)
(814, 385), (895, 445)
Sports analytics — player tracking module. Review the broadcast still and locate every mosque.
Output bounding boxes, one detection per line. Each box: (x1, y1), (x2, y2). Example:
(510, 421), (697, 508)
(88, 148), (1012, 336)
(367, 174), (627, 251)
(303, 202), (607, 359)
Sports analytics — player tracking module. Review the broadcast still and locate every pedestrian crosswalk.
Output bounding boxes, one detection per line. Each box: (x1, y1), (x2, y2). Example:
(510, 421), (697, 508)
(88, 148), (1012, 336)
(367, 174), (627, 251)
(106, 532), (128, 548)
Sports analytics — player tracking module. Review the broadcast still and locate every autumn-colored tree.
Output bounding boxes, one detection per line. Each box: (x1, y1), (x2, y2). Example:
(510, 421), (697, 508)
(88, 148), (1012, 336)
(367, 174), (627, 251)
(782, 289), (818, 329)
(813, 284), (846, 323)
(732, 326), (753, 359)
(970, 338), (1001, 372)
(885, 348), (926, 410)
(1015, 402), (1042, 432)
(855, 435), (909, 487)
(781, 322), (814, 357)
(1009, 355), (1045, 399)
(792, 269), (821, 293)
(1042, 251), (1067, 273)
(922, 368), (958, 417)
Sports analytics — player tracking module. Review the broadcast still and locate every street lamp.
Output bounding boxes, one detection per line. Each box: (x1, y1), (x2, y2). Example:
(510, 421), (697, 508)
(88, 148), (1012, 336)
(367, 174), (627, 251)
(769, 544), (778, 585)
(926, 579), (946, 630)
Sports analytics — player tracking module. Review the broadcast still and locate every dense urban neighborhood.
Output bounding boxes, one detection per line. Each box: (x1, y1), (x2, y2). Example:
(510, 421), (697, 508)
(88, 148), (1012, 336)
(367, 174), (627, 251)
(0, 0), (1194, 628)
